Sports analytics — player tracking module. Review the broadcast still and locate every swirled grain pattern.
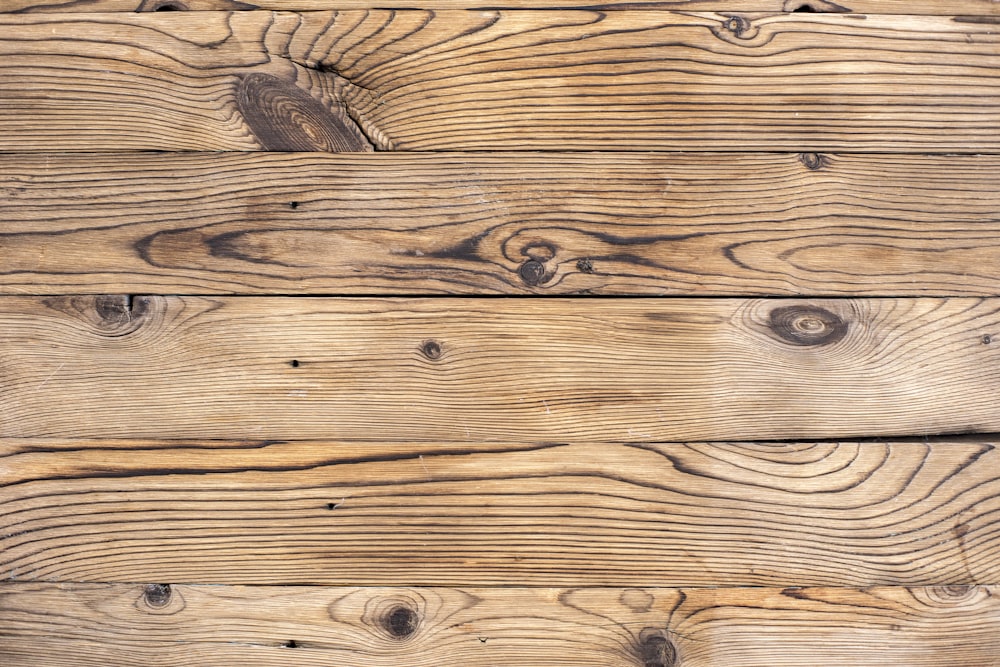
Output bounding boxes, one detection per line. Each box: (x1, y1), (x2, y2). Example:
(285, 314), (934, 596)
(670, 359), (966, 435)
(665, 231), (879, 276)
(2, 438), (999, 585)
(2, 11), (1000, 151)
(4, 152), (1000, 295)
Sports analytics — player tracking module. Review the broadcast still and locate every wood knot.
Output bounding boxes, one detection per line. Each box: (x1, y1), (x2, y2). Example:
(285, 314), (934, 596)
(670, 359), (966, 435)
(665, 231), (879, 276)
(420, 340), (442, 360)
(638, 629), (677, 667)
(138, 0), (189, 9)
(576, 258), (595, 274)
(768, 305), (848, 346)
(235, 73), (371, 152)
(723, 15), (752, 37)
(799, 152), (827, 170)
(143, 584), (172, 608)
(519, 260), (548, 286)
(383, 605), (419, 638)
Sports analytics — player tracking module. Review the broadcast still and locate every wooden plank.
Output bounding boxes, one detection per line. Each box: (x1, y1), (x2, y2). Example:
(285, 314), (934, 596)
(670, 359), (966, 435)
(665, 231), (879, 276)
(4, 296), (1000, 441)
(2, 11), (999, 152)
(5, 152), (1000, 296)
(6, 0), (1000, 15)
(2, 583), (999, 666)
(2, 438), (998, 585)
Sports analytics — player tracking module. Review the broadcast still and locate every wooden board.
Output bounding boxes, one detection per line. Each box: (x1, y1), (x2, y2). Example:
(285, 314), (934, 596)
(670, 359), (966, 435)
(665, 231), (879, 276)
(2, 439), (998, 586)
(2, 583), (999, 666)
(4, 296), (1000, 442)
(3, 11), (1000, 152)
(6, 152), (1000, 296)
(7, 0), (1000, 14)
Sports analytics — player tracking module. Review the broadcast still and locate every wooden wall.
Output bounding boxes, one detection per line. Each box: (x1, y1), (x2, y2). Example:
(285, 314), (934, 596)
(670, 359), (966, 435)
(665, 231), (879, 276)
(2, 0), (999, 664)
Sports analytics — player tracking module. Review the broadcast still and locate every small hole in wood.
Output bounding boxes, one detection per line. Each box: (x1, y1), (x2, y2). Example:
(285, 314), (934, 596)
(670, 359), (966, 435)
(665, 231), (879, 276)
(982, 334), (992, 345)
(289, 201), (299, 209)
(153, 1), (187, 10)
(290, 359), (300, 368)
(792, 3), (817, 11)
(284, 640), (298, 648)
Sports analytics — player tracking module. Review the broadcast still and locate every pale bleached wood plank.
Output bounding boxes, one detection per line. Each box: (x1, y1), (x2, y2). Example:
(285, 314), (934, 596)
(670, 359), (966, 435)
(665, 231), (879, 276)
(4, 296), (1000, 442)
(1, 439), (997, 585)
(4, 152), (1000, 296)
(1, 11), (999, 152)
(1, 583), (998, 666)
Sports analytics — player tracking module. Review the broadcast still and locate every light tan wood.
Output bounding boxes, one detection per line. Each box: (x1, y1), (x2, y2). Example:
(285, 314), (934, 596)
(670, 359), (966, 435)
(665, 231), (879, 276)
(1, 583), (998, 666)
(2, 11), (1000, 152)
(5, 152), (1000, 296)
(6, 0), (1000, 14)
(2, 439), (998, 585)
(4, 297), (1000, 443)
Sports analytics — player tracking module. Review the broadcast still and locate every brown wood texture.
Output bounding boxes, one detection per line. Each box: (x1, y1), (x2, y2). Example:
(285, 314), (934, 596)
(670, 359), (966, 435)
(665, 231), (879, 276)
(7, 0), (1000, 14)
(2, 583), (999, 666)
(2, 11), (1000, 152)
(3, 296), (1000, 442)
(5, 152), (1000, 296)
(2, 439), (998, 586)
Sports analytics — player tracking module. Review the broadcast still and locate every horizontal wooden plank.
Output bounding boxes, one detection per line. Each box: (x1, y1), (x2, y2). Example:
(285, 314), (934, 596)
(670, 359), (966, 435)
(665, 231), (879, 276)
(2, 583), (999, 666)
(2, 439), (998, 585)
(8, 0), (1000, 15)
(4, 296), (1000, 441)
(5, 152), (1000, 296)
(2, 11), (999, 152)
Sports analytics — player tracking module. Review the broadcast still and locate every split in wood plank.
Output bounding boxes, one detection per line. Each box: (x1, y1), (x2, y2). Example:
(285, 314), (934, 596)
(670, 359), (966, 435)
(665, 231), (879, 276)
(5, 152), (1000, 295)
(2, 438), (998, 585)
(2, 583), (999, 666)
(2, 11), (1000, 152)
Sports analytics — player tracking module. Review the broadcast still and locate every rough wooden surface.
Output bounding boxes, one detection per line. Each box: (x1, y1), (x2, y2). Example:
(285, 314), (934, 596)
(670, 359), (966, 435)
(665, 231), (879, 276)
(3, 11), (1000, 152)
(2, 439), (997, 586)
(7, 0), (1000, 14)
(2, 583), (999, 666)
(6, 152), (1000, 296)
(7, 297), (1000, 443)
(4, 296), (1000, 442)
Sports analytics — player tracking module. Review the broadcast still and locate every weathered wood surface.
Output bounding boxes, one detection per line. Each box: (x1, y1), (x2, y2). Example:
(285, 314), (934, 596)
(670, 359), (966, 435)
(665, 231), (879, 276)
(2, 583), (999, 666)
(3, 296), (1000, 441)
(2, 11), (1000, 152)
(2, 439), (998, 585)
(7, 0), (1000, 14)
(5, 152), (1000, 296)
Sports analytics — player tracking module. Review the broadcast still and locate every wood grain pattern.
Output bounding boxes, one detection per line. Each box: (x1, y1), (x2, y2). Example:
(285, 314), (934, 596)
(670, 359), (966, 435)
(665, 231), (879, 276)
(2, 11), (1000, 152)
(7, 0), (1000, 15)
(2, 439), (999, 585)
(4, 296), (1000, 442)
(2, 583), (999, 666)
(5, 152), (1000, 296)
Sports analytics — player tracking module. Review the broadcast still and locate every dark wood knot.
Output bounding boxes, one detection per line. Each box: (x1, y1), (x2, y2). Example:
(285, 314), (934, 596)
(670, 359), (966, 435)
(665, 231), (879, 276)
(576, 258), (595, 274)
(799, 152), (826, 170)
(723, 15), (752, 37)
(768, 305), (848, 346)
(639, 630), (677, 667)
(235, 73), (370, 152)
(383, 605), (419, 638)
(143, 584), (172, 608)
(519, 260), (547, 286)
(421, 340), (442, 360)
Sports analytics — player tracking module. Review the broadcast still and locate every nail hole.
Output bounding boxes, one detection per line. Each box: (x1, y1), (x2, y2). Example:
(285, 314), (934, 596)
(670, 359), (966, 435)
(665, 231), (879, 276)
(284, 640), (298, 648)
(143, 584), (172, 608)
(384, 605), (418, 638)
(289, 201), (299, 209)
(983, 334), (992, 345)
(421, 340), (442, 360)
(290, 359), (300, 368)
(326, 502), (337, 510)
